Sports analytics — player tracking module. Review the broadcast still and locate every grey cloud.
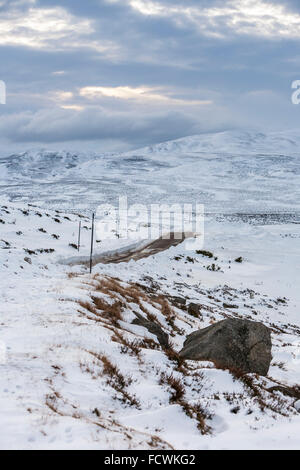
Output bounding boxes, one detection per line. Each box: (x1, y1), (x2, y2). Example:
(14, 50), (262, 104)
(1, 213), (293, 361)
(0, 107), (197, 144)
(0, 0), (299, 151)
(0, 102), (236, 148)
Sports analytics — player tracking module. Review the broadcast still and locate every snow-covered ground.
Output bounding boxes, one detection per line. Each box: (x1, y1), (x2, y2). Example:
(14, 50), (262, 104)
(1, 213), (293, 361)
(0, 130), (299, 449)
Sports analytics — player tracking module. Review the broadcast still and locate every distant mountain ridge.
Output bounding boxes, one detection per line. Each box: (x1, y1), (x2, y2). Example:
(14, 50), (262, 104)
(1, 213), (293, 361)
(0, 129), (299, 212)
(128, 130), (300, 156)
(1, 130), (300, 172)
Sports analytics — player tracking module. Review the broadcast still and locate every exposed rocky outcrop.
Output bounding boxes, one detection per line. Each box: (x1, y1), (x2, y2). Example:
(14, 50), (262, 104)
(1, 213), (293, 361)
(132, 313), (169, 348)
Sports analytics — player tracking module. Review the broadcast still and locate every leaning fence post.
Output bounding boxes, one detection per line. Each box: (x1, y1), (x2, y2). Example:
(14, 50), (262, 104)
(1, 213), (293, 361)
(89, 213), (95, 274)
(78, 221), (81, 252)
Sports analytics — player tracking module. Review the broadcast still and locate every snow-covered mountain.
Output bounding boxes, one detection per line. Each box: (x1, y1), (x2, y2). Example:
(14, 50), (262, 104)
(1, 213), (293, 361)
(0, 149), (97, 181)
(132, 129), (300, 156)
(0, 130), (299, 214)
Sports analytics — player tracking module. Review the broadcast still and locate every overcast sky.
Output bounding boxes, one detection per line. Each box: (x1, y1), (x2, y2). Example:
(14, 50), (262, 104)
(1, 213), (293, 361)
(1, 0), (300, 153)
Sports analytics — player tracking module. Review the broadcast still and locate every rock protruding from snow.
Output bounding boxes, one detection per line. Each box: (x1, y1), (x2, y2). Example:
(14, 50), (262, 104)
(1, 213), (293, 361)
(179, 318), (272, 376)
(187, 303), (202, 318)
(132, 313), (169, 348)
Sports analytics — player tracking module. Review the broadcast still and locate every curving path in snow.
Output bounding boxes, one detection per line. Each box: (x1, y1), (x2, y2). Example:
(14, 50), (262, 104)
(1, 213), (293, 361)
(61, 231), (196, 267)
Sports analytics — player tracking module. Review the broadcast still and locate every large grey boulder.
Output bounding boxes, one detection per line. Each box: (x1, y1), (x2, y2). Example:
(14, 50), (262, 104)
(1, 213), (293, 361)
(179, 318), (272, 376)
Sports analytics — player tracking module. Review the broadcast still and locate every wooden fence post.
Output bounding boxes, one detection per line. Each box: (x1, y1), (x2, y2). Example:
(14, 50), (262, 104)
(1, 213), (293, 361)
(78, 221), (81, 252)
(89, 213), (95, 274)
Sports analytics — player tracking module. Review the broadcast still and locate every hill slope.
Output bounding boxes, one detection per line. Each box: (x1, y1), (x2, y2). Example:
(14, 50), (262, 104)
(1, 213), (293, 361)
(0, 202), (300, 449)
(0, 130), (299, 213)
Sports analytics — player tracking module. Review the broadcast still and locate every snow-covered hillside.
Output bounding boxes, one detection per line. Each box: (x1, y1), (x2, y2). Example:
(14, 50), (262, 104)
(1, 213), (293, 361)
(0, 130), (299, 213)
(130, 130), (300, 156)
(0, 130), (300, 449)
(0, 200), (300, 449)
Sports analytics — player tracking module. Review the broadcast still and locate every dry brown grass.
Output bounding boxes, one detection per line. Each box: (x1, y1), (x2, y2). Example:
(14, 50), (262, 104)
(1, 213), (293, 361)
(77, 300), (98, 316)
(44, 352), (173, 449)
(94, 276), (148, 304)
(155, 297), (177, 330)
(138, 337), (161, 351)
(163, 345), (184, 371)
(160, 372), (185, 402)
(88, 276), (170, 336)
(91, 296), (123, 326)
(159, 371), (210, 434)
(180, 400), (211, 435)
(229, 368), (294, 417)
(111, 330), (141, 358)
(76, 275), (180, 363)
(67, 272), (79, 279)
(45, 394), (63, 415)
(87, 351), (140, 409)
(76, 295), (123, 328)
(267, 384), (300, 400)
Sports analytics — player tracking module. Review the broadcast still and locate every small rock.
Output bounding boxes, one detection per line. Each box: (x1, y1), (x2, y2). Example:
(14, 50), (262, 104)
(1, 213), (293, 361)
(188, 303), (202, 318)
(132, 314), (169, 348)
(171, 296), (186, 306)
(223, 303), (239, 309)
